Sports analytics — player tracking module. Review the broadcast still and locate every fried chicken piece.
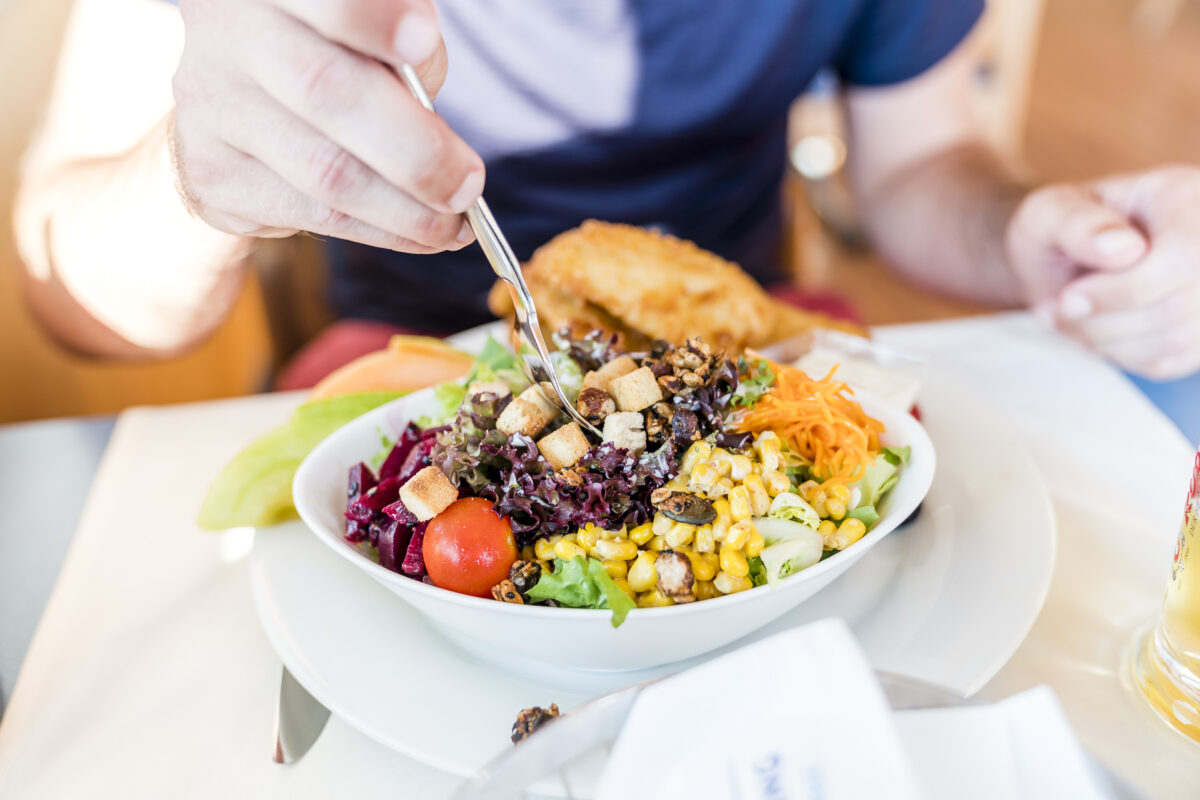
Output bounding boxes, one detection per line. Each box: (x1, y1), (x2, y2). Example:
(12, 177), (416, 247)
(488, 221), (863, 352)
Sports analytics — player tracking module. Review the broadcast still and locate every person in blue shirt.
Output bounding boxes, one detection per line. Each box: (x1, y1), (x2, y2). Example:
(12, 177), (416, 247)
(14, 0), (1200, 396)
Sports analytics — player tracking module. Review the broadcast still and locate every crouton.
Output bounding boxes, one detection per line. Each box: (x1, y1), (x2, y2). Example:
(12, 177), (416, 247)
(467, 379), (511, 398)
(537, 422), (591, 470)
(496, 385), (558, 437)
(399, 466), (459, 522)
(608, 366), (663, 413)
(582, 355), (638, 393)
(602, 411), (647, 455)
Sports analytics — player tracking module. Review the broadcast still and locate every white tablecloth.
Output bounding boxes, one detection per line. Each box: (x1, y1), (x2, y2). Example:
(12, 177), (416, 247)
(1, 313), (1197, 799)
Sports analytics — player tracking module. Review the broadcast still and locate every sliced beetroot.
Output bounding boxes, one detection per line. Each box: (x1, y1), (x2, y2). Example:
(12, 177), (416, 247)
(347, 462), (377, 503)
(367, 514), (386, 547)
(376, 518), (413, 572)
(382, 498), (419, 525)
(346, 476), (402, 523)
(393, 444), (429, 486)
(379, 423), (422, 481)
(345, 518), (367, 543)
(400, 522), (428, 578)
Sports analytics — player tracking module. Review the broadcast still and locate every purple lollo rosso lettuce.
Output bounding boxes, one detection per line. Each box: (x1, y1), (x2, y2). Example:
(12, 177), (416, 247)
(432, 392), (677, 546)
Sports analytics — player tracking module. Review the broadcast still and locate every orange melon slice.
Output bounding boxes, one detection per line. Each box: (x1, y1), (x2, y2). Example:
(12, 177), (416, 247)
(310, 336), (474, 399)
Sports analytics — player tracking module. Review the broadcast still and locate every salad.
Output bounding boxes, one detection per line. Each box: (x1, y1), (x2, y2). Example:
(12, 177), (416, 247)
(340, 331), (908, 627)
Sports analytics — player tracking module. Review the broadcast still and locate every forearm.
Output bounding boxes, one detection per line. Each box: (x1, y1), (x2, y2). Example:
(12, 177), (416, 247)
(14, 115), (253, 358)
(855, 143), (1030, 307)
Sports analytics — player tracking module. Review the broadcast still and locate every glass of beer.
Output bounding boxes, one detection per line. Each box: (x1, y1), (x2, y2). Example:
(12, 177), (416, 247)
(1128, 449), (1200, 744)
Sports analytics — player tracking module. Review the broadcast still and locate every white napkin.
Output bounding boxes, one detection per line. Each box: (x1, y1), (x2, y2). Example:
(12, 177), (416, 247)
(595, 619), (923, 800)
(896, 688), (1110, 800)
(596, 619), (1112, 800)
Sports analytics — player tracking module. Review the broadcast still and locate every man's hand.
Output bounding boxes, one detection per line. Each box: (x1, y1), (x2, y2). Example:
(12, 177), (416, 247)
(172, 0), (482, 253)
(1007, 166), (1200, 380)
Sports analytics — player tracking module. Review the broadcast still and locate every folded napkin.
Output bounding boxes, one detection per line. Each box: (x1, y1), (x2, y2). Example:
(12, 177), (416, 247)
(596, 619), (1111, 800)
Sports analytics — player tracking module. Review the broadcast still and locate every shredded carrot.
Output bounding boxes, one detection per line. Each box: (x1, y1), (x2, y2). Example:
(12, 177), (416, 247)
(732, 357), (884, 486)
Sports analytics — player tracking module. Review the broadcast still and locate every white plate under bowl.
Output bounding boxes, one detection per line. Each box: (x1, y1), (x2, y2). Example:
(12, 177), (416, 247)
(252, 370), (1055, 783)
(293, 387), (934, 672)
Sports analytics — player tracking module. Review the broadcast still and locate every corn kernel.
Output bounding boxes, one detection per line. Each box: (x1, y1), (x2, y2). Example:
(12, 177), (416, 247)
(829, 518), (868, 550)
(628, 523), (654, 545)
(595, 538), (638, 561)
(729, 454), (753, 482)
(627, 551), (658, 592)
(714, 571), (753, 595)
(602, 559), (628, 580)
(520, 545), (535, 562)
(613, 578), (635, 600)
(712, 497), (731, 521)
(745, 527), (765, 558)
(637, 588), (675, 608)
(719, 547), (750, 577)
(562, 532), (578, 543)
(728, 486), (752, 522)
(798, 480), (821, 502)
(762, 470), (791, 497)
(818, 519), (837, 538)
(577, 525), (600, 550)
(825, 496), (846, 521)
(652, 513), (674, 536)
(688, 463), (719, 493)
(707, 476), (735, 500)
(534, 538), (555, 561)
(810, 491), (828, 518)
(756, 432), (781, 473)
(725, 519), (754, 550)
(647, 534), (667, 551)
(744, 474), (770, 516)
(680, 441), (713, 474)
(693, 524), (715, 554)
(828, 483), (851, 504)
(554, 538), (586, 561)
(692, 552), (719, 582)
(666, 474), (688, 491)
(665, 522), (696, 548)
(707, 448), (733, 477)
(694, 580), (716, 601)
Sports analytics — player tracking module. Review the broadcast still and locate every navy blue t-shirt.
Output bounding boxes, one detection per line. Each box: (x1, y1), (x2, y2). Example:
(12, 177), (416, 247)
(165, 0), (983, 332)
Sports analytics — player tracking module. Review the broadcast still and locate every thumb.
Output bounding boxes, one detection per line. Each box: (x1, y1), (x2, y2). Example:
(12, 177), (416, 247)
(1009, 184), (1149, 303)
(1033, 184), (1148, 269)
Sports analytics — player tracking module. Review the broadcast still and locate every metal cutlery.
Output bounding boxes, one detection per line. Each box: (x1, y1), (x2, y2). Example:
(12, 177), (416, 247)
(272, 666), (331, 764)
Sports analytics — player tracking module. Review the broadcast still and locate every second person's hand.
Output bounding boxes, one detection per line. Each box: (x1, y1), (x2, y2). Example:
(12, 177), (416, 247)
(171, 0), (482, 252)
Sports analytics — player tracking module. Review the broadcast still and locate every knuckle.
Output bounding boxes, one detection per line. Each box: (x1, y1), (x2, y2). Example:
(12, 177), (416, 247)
(308, 142), (362, 202)
(296, 53), (352, 112)
(408, 129), (456, 197)
(409, 210), (452, 245)
(311, 203), (353, 233)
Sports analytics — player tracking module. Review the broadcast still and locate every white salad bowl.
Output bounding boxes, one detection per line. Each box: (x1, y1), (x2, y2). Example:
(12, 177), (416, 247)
(293, 387), (935, 672)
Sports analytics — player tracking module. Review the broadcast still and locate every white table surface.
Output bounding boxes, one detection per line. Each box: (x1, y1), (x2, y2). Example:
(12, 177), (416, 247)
(0, 313), (1197, 799)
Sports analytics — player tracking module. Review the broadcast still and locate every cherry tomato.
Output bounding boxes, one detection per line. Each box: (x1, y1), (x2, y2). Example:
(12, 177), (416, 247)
(423, 498), (518, 598)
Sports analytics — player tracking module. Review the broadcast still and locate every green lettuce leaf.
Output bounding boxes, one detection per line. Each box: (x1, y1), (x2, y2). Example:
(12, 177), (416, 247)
(748, 556), (769, 587)
(857, 455), (901, 509)
(881, 446), (911, 467)
(197, 391), (402, 531)
(416, 380), (470, 428)
(766, 491), (820, 529)
(731, 358), (776, 408)
(846, 505), (880, 529)
(527, 556), (635, 628)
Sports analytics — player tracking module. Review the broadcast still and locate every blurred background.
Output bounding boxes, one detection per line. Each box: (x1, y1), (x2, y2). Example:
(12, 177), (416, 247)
(1, 0), (1199, 424)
